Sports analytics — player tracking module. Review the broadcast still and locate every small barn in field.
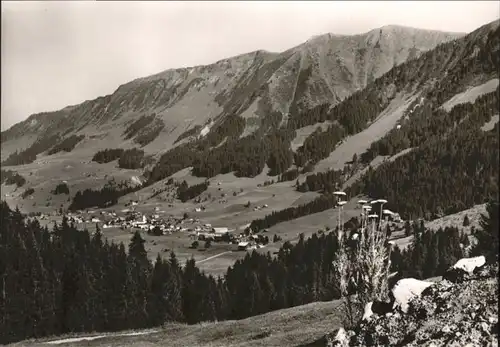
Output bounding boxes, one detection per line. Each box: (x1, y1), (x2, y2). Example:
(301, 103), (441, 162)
(238, 241), (250, 251)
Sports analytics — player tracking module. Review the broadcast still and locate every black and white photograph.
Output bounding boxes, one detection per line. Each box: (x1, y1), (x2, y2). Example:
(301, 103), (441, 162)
(1, 1), (499, 346)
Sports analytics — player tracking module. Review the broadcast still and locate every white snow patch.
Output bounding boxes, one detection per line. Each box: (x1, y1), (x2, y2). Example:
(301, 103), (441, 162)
(392, 278), (434, 313)
(362, 301), (374, 321)
(334, 327), (349, 343)
(130, 176), (143, 186)
(441, 78), (499, 112)
(452, 256), (486, 274)
(200, 125), (211, 137)
(45, 330), (158, 344)
(481, 114), (499, 132)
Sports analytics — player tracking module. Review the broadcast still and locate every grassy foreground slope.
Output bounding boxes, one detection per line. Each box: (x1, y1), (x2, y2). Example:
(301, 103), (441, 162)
(11, 300), (343, 347)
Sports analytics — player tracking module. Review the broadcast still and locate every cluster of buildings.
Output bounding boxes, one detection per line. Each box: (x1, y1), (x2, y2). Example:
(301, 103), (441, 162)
(61, 207), (244, 245)
(32, 195), (273, 252)
(190, 225), (233, 241)
(237, 234), (269, 251)
(252, 203), (269, 211)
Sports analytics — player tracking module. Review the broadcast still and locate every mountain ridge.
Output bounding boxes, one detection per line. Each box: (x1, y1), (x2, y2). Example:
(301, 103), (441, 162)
(1, 23), (464, 151)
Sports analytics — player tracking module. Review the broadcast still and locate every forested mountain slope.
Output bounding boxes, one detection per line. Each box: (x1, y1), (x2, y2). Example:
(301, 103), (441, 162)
(250, 19), (499, 227)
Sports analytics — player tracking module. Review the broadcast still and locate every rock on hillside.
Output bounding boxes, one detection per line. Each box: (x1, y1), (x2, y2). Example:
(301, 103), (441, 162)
(326, 258), (498, 347)
(1, 25), (462, 157)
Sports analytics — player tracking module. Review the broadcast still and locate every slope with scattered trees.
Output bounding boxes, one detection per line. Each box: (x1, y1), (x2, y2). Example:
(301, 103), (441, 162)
(52, 183), (70, 195)
(117, 148), (146, 169)
(68, 181), (142, 211)
(0, 169), (26, 187)
(92, 148), (125, 164)
(47, 134), (85, 155)
(176, 180), (210, 203)
(123, 114), (156, 140)
(1, 134), (60, 166)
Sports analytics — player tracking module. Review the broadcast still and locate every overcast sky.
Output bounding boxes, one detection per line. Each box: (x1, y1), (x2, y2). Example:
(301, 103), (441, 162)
(1, 1), (499, 130)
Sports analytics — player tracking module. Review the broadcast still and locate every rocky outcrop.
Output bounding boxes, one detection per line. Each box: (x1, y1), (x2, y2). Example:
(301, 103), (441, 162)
(326, 257), (499, 347)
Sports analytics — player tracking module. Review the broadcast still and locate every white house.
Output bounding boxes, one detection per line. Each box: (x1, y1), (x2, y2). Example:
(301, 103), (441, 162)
(135, 215), (147, 225)
(213, 227), (229, 234)
(238, 241), (249, 251)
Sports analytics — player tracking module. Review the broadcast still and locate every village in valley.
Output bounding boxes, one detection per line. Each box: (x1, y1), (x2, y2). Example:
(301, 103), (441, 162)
(33, 196), (273, 253)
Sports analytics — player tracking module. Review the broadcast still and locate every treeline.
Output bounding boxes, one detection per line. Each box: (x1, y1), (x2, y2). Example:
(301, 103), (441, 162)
(348, 110), (499, 220)
(278, 168), (300, 182)
(174, 125), (202, 144)
(266, 129), (295, 176)
(146, 115), (244, 182)
(250, 85), (498, 228)
(91, 148), (147, 169)
(286, 75), (401, 171)
(249, 194), (338, 231)
(390, 225), (467, 280)
(361, 88), (499, 164)
(47, 134), (85, 155)
(294, 124), (345, 167)
(134, 119), (165, 146)
(196, 115), (245, 150)
(92, 148), (125, 163)
(0, 169), (26, 187)
(52, 183), (70, 195)
(147, 117), (297, 182)
(424, 22), (499, 107)
(192, 133), (267, 178)
(117, 148), (146, 169)
(21, 187), (35, 199)
(176, 180), (209, 203)
(296, 168), (344, 193)
(123, 114), (156, 140)
(192, 123), (295, 178)
(2, 199), (497, 344)
(68, 181), (141, 211)
(288, 87), (392, 170)
(1, 134), (60, 166)
(147, 145), (198, 183)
